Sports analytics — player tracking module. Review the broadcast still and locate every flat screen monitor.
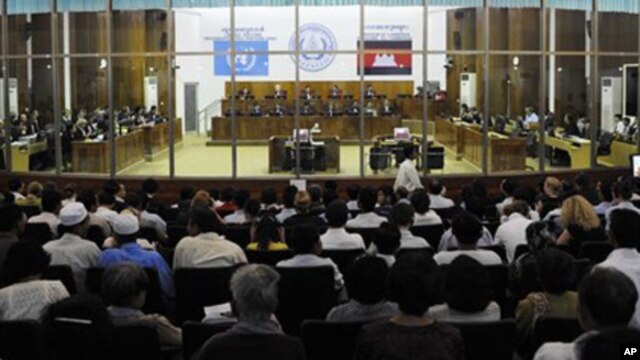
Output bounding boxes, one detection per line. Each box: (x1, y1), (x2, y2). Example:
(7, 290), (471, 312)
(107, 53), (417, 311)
(293, 129), (310, 142)
(394, 127), (410, 141)
(632, 154), (640, 178)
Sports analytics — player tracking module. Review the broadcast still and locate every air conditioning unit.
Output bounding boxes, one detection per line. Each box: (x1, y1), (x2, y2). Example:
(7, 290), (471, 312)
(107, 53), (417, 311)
(144, 76), (159, 109)
(460, 72), (477, 111)
(601, 76), (622, 132)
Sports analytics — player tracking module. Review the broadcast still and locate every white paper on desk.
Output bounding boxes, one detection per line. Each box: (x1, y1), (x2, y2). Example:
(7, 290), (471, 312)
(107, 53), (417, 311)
(204, 302), (232, 318)
(290, 179), (307, 191)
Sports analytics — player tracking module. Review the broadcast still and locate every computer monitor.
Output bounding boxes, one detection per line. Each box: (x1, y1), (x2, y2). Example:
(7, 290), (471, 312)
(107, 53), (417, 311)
(292, 129), (310, 142)
(394, 127), (410, 141)
(631, 154), (640, 178)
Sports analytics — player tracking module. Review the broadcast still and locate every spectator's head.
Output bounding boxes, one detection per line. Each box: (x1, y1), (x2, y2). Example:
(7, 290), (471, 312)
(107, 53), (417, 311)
(191, 190), (213, 208)
(346, 256), (389, 305)
(76, 190), (98, 213)
(101, 263), (149, 309)
(373, 222), (401, 256)
(575, 173), (592, 190)
(410, 190), (431, 215)
(283, 186), (298, 209)
(581, 328), (640, 360)
(244, 199), (261, 219)
(113, 214), (140, 244)
(125, 193), (143, 211)
(8, 178), (24, 193)
(445, 256), (492, 313)
(41, 190), (62, 214)
(391, 203), (414, 228)
(294, 191), (312, 214)
(324, 180), (338, 192)
(377, 186), (396, 206)
(253, 214), (282, 251)
(544, 177), (562, 198)
(403, 146), (416, 160)
(234, 189), (251, 209)
(180, 186), (195, 201)
(188, 205), (223, 235)
(471, 179), (487, 198)
(358, 187), (378, 213)
(504, 200), (530, 218)
(346, 184), (361, 201)
(609, 209), (640, 249)
(141, 178), (159, 196)
(501, 178), (519, 197)
(598, 181), (614, 203)
(395, 187), (409, 201)
(27, 181), (43, 198)
(387, 253), (443, 316)
(578, 267), (637, 331)
(323, 189), (338, 207)
(97, 193), (116, 208)
(429, 179), (445, 196)
(326, 200), (348, 228)
(561, 195), (600, 230)
(513, 186), (537, 208)
(260, 188), (278, 206)
(613, 179), (634, 201)
(308, 185), (323, 204)
(291, 224), (321, 255)
(230, 264), (280, 322)
(451, 212), (483, 248)
(59, 202), (91, 237)
(208, 187), (221, 201)
(3, 241), (50, 284)
(221, 187), (236, 203)
(102, 180), (119, 196)
(537, 248), (576, 295)
(525, 221), (554, 252)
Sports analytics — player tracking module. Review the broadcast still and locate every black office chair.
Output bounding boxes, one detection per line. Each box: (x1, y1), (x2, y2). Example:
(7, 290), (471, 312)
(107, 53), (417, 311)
(245, 250), (294, 266)
(321, 249), (365, 275)
(223, 224), (252, 248)
(175, 266), (241, 324)
(0, 320), (46, 360)
(182, 321), (235, 360)
(448, 320), (516, 360)
(578, 241), (613, 264)
(167, 225), (188, 247)
(276, 266), (336, 336)
(531, 317), (583, 356)
(396, 247), (435, 259)
(426, 146), (445, 171)
(345, 227), (377, 248)
(112, 324), (163, 360)
(21, 222), (53, 244)
(410, 224), (445, 249)
(300, 320), (369, 360)
(42, 265), (77, 295)
(481, 245), (508, 263)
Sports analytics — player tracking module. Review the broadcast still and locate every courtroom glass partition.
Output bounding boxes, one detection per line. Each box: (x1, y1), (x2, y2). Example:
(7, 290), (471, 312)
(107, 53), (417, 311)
(7, 4), (51, 55)
(55, 3), (107, 55)
(488, 1), (540, 52)
(598, 1), (638, 53)
(172, 2), (231, 54)
(299, 0), (359, 52)
(235, 1), (293, 53)
(427, 1), (483, 52)
(111, 6), (168, 54)
(546, 5), (591, 53)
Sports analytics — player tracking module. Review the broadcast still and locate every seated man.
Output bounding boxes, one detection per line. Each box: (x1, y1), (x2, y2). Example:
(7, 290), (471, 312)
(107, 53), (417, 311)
(495, 200), (533, 262)
(191, 264), (305, 360)
(99, 214), (175, 298)
(28, 190), (62, 238)
(372, 223), (401, 267)
(346, 101), (360, 116)
(391, 203), (430, 250)
(274, 84), (286, 99)
(224, 107), (243, 117)
(276, 224), (344, 291)
(364, 102), (376, 116)
(346, 187), (387, 229)
(320, 200), (365, 250)
(174, 205), (247, 268)
(364, 84), (376, 99)
(433, 212), (502, 265)
(410, 190), (442, 227)
(270, 103), (286, 117)
(224, 189), (251, 224)
(324, 101), (342, 117)
(301, 85), (314, 100)
(249, 102), (262, 117)
(238, 87), (251, 100)
(428, 179), (455, 209)
(283, 191), (327, 228)
(380, 99), (395, 116)
(300, 102), (315, 116)
(523, 106), (539, 129)
(328, 84), (342, 99)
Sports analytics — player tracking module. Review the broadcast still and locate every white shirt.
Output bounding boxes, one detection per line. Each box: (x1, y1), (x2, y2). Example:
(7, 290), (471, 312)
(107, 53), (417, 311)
(501, 209), (539, 223)
(399, 228), (430, 249)
(496, 197), (513, 215)
(429, 194), (455, 209)
(605, 201), (640, 230)
(96, 206), (118, 225)
(428, 302), (501, 323)
(433, 249), (503, 266)
(494, 213), (533, 262)
(376, 253), (396, 267)
(393, 159), (423, 192)
(438, 227), (495, 252)
(89, 213), (112, 237)
(596, 248), (640, 329)
(346, 212), (387, 229)
(173, 232), (248, 269)
(413, 211), (442, 226)
(524, 112), (539, 127)
(593, 201), (612, 216)
(615, 121), (628, 136)
(346, 200), (359, 211)
(11, 192), (25, 201)
(277, 254), (344, 290)
(28, 212), (61, 238)
(276, 208), (297, 224)
(320, 228), (365, 250)
(0, 280), (69, 321)
(43, 233), (101, 292)
(224, 210), (248, 224)
(533, 332), (596, 360)
(141, 210), (167, 238)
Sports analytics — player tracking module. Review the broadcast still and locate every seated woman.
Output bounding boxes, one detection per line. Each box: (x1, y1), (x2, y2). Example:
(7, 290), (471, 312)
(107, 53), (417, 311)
(555, 195), (606, 254)
(429, 256), (501, 322)
(0, 241), (69, 321)
(102, 262), (182, 348)
(327, 256), (399, 322)
(355, 253), (464, 360)
(247, 214), (288, 251)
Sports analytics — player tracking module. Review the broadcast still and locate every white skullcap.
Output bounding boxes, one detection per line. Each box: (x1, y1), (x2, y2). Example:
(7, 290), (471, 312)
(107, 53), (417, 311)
(59, 202), (89, 227)
(113, 214), (140, 236)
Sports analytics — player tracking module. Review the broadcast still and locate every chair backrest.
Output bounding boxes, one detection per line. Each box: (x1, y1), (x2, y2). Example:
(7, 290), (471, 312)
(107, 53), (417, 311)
(482, 219), (501, 237)
(139, 227), (159, 244)
(433, 206), (463, 223)
(300, 320), (368, 360)
(0, 320), (46, 360)
(448, 320), (516, 360)
(161, 207), (181, 224)
(42, 265), (77, 294)
(321, 249), (365, 275)
(224, 225), (252, 248)
(86, 225), (106, 248)
(245, 250), (294, 266)
(85, 267), (165, 315)
(395, 247), (435, 260)
(22, 222), (53, 244)
(21, 205), (42, 219)
(167, 225), (188, 247)
(410, 224), (445, 249)
(578, 241), (613, 264)
(112, 324), (162, 360)
(532, 317), (583, 355)
(175, 267), (240, 324)
(182, 321), (235, 360)
(481, 245), (507, 263)
(440, 264), (508, 311)
(514, 244), (529, 261)
(344, 228), (377, 248)
(275, 266), (336, 336)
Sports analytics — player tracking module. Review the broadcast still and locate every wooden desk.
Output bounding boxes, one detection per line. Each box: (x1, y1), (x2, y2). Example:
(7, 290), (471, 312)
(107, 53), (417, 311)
(545, 136), (591, 169)
(598, 140), (637, 168)
(395, 98), (446, 120)
(72, 130), (145, 174)
(142, 118), (184, 160)
(10, 141), (48, 172)
(434, 119), (465, 160)
(268, 136), (340, 173)
(211, 116), (402, 143)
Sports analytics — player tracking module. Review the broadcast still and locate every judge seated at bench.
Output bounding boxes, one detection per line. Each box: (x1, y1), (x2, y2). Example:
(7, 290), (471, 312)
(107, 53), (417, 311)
(238, 87), (252, 100)
(364, 102), (376, 117)
(328, 84), (342, 99)
(301, 85), (314, 100)
(224, 107), (244, 117)
(249, 102), (262, 117)
(347, 101), (360, 116)
(364, 84), (376, 99)
(324, 101), (342, 117)
(270, 103), (287, 117)
(300, 102), (315, 116)
(380, 99), (395, 116)
(274, 84), (287, 99)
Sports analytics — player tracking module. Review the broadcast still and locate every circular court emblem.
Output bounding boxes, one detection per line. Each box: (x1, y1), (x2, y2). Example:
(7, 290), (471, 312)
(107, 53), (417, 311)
(289, 23), (337, 72)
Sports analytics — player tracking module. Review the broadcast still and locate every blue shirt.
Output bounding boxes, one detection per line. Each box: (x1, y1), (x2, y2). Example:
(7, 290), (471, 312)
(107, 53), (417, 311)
(99, 243), (175, 298)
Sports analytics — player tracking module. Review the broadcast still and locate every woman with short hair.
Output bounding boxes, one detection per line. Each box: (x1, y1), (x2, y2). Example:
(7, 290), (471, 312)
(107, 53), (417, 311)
(555, 195), (606, 253)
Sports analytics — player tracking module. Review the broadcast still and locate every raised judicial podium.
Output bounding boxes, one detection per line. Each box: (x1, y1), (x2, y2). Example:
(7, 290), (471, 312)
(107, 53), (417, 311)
(72, 119), (183, 174)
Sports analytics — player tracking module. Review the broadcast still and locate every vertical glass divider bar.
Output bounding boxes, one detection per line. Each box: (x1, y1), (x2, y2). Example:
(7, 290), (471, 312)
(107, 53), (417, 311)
(2, 0), (10, 173)
(167, 0), (175, 178)
(637, 3), (640, 154)
(230, 0), (237, 179)
(481, 0), (489, 175)
(358, 0), (365, 178)
(294, 0), (301, 179)
(590, 0), (598, 169)
(421, 0), (428, 175)
(107, 0), (116, 178)
(538, 0), (547, 173)
(51, 0), (61, 176)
